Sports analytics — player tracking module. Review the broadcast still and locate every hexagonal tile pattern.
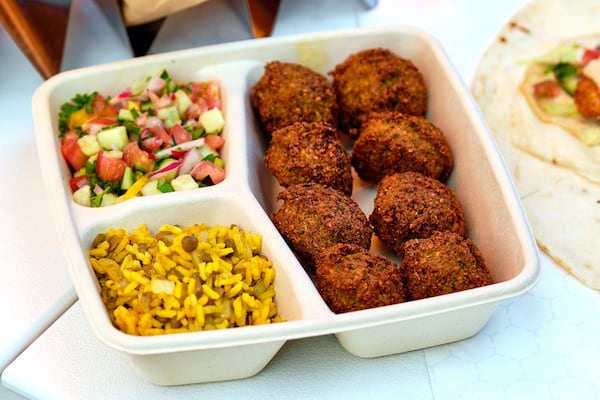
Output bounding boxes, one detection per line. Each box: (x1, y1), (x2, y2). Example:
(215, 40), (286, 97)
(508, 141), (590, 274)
(425, 255), (600, 399)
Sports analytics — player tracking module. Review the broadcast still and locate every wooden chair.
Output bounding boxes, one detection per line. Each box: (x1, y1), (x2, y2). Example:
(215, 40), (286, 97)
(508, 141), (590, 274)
(0, 0), (69, 79)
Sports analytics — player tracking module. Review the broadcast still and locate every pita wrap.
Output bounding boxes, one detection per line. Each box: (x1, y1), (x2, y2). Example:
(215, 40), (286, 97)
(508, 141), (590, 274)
(472, 0), (600, 289)
(518, 37), (600, 149)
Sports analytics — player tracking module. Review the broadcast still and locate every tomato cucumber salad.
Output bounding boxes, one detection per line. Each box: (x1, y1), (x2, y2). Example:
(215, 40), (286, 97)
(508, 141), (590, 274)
(58, 69), (226, 207)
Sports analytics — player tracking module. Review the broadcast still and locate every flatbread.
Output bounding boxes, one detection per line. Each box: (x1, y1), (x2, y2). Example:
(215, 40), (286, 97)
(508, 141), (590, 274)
(472, 0), (600, 289)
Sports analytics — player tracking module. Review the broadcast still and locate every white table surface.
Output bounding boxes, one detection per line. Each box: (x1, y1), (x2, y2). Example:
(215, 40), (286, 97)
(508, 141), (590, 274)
(2, 0), (600, 399)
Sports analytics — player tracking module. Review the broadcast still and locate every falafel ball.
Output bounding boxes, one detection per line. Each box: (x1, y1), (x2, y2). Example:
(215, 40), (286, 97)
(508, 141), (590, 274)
(315, 243), (406, 313)
(351, 111), (453, 183)
(573, 75), (600, 119)
(403, 231), (493, 300)
(264, 121), (353, 195)
(250, 61), (338, 134)
(369, 172), (466, 257)
(330, 48), (428, 138)
(271, 183), (372, 272)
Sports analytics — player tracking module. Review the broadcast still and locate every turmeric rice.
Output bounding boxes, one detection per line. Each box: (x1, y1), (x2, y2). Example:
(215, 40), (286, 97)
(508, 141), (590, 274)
(89, 223), (283, 336)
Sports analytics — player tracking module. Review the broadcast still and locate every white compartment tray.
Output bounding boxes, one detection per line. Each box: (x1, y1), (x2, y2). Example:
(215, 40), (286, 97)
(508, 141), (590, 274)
(32, 25), (540, 385)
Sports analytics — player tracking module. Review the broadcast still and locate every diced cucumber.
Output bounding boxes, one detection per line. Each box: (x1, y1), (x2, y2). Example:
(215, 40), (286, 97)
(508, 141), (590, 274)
(199, 108), (225, 134)
(118, 108), (134, 121)
(103, 149), (124, 159)
(97, 125), (128, 150)
(561, 75), (579, 96)
(141, 179), (161, 196)
(175, 89), (192, 118)
(72, 185), (91, 206)
(77, 134), (100, 156)
(100, 193), (118, 207)
(198, 144), (217, 158)
(131, 78), (147, 96)
(87, 153), (98, 165)
(171, 174), (199, 191)
(157, 106), (181, 129)
(121, 166), (135, 190)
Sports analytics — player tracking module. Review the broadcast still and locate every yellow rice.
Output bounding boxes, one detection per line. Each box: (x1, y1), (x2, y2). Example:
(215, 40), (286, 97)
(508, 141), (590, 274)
(89, 223), (283, 336)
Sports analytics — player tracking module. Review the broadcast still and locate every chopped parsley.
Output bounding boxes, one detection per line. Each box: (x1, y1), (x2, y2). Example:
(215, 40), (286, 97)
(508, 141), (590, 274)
(58, 92), (98, 135)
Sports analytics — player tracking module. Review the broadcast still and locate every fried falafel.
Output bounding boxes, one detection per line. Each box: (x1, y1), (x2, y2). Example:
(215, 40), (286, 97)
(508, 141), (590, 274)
(573, 75), (600, 119)
(403, 231), (493, 300)
(330, 47), (428, 138)
(271, 183), (372, 273)
(264, 121), (353, 195)
(315, 243), (406, 313)
(351, 111), (453, 183)
(369, 172), (466, 257)
(250, 61), (338, 134)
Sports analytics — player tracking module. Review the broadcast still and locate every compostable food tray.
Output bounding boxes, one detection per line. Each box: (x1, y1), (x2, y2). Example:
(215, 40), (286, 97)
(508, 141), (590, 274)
(32, 25), (540, 385)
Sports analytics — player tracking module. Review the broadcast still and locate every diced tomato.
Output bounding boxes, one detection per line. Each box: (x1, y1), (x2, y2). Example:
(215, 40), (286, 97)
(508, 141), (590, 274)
(123, 142), (155, 172)
(85, 117), (117, 126)
(97, 104), (119, 119)
(61, 131), (88, 170)
(582, 48), (600, 65)
(134, 112), (148, 127)
(148, 91), (172, 110)
(204, 83), (221, 110)
(91, 94), (119, 119)
(189, 81), (221, 110)
(69, 175), (89, 192)
(532, 79), (562, 97)
(82, 117), (119, 135)
(90, 95), (106, 114)
(205, 135), (225, 150)
(185, 102), (204, 120)
(171, 124), (192, 145)
(96, 150), (127, 182)
(142, 136), (163, 152)
(170, 150), (185, 158)
(191, 161), (225, 184)
(149, 125), (172, 146)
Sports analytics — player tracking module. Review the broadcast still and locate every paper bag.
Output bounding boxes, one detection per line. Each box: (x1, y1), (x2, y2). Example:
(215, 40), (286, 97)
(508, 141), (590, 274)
(121, 0), (208, 26)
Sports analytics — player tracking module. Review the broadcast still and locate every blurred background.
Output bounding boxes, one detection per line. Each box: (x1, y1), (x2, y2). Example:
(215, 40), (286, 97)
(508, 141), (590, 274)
(1, 0), (378, 78)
